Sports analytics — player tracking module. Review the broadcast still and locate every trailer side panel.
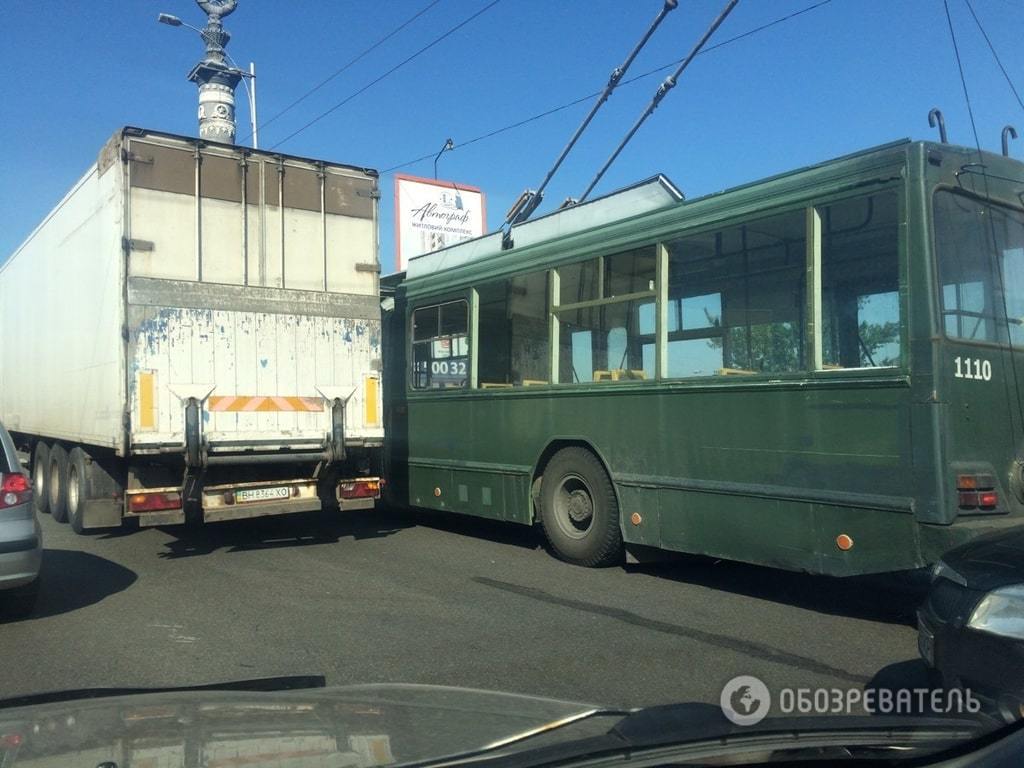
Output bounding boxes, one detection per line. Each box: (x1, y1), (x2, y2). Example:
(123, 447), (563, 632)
(0, 153), (126, 452)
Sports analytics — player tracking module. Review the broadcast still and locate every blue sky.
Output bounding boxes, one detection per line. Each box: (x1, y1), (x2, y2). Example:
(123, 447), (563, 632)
(2, 0), (1023, 267)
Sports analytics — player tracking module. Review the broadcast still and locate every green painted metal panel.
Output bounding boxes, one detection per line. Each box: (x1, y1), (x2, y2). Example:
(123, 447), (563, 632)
(384, 139), (1024, 576)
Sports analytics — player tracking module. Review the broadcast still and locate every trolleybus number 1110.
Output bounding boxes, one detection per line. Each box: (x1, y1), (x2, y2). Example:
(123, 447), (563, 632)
(954, 356), (992, 381)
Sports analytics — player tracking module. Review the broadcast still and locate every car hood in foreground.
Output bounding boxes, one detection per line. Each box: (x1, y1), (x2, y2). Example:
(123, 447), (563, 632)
(0, 680), (1003, 768)
(0, 682), (612, 768)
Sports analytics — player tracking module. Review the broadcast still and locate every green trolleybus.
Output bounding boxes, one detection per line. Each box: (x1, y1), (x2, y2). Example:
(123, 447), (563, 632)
(382, 139), (1024, 576)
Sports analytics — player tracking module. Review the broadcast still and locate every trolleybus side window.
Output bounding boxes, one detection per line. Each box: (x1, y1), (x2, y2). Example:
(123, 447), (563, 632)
(477, 272), (550, 387)
(935, 190), (1024, 347)
(411, 300), (469, 389)
(665, 209), (806, 377)
(820, 190), (901, 368)
(556, 246), (657, 383)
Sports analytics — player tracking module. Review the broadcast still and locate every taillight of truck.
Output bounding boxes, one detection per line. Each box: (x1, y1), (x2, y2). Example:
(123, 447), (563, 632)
(338, 480), (380, 499)
(127, 491), (183, 513)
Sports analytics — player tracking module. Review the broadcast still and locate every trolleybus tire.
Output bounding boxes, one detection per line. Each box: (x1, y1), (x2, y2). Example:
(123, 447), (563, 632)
(48, 444), (70, 523)
(539, 447), (623, 567)
(32, 442), (50, 515)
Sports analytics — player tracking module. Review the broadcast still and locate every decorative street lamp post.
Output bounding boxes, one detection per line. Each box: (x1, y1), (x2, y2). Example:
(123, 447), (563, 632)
(160, 0), (250, 145)
(188, 0), (241, 144)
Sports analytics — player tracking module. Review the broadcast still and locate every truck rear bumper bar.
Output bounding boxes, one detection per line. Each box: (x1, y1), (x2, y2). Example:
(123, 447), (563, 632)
(203, 496), (323, 522)
(125, 475), (381, 527)
(204, 451), (330, 466)
(130, 438), (382, 457)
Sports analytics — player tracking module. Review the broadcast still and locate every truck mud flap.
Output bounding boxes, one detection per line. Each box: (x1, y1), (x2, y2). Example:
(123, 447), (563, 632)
(80, 499), (123, 529)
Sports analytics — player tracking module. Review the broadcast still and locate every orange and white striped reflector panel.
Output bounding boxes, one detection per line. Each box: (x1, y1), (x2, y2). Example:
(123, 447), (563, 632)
(207, 396), (324, 413)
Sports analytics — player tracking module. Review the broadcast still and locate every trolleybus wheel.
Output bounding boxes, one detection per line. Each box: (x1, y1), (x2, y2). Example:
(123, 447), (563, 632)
(539, 447), (623, 567)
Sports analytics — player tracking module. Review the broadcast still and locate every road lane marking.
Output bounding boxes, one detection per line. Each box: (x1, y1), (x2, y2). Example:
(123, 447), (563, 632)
(150, 623), (199, 644)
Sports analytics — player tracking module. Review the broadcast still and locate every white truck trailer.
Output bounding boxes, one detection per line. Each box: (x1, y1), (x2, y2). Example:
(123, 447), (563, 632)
(0, 127), (384, 532)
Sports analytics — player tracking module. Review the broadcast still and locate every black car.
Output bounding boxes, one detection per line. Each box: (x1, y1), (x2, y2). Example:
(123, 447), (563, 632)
(918, 526), (1024, 724)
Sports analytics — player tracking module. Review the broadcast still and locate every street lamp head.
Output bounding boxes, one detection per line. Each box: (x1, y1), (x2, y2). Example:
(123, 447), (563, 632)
(197, 0), (238, 20)
(157, 13), (183, 27)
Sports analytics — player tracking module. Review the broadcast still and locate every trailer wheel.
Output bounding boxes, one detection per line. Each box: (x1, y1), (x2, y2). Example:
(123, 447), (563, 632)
(539, 447), (623, 567)
(67, 447), (89, 534)
(48, 444), (69, 523)
(32, 442), (50, 515)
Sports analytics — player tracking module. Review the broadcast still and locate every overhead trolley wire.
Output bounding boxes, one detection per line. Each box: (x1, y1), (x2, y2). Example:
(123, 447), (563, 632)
(507, 0), (681, 225)
(944, 0), (982, 147)
(269, 0), (503, 150)
(963, 0), (1024, 114)
(379, 0), (833, 176)
(241, 0), (442, 144)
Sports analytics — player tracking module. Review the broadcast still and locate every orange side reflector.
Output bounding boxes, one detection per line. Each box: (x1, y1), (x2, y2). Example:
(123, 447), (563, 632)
(364, 375), (381, 427)
(138, 372), (156, 430)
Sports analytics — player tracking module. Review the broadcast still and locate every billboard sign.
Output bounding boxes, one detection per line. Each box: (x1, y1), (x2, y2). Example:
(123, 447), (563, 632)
(394, 174), (486, 272)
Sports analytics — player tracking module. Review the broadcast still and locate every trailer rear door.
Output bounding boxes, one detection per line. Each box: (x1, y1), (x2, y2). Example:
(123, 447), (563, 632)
(121, 133), (383, 455)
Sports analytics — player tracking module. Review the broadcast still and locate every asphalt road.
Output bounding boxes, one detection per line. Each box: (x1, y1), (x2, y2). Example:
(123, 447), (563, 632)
(0, 505), (929, 708)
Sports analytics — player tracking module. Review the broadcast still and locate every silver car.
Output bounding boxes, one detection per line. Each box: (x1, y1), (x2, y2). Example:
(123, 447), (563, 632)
(0, 421), (41, 616)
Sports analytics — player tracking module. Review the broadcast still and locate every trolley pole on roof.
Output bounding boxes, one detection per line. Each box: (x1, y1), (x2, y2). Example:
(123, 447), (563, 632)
(503, 0), (680, 227)
(579, 0), (740, 203)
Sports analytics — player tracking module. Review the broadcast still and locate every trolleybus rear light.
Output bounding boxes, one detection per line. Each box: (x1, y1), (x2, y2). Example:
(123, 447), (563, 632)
(957, 474), (995, 491)
(958, 490), (999, 509)
(958, 491), (979, 508)
(956, 471), (999, 510)
(957, 475), (977, 490)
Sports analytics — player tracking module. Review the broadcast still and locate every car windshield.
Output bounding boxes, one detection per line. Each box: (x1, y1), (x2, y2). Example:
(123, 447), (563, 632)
(5, 2), (1024, 767)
